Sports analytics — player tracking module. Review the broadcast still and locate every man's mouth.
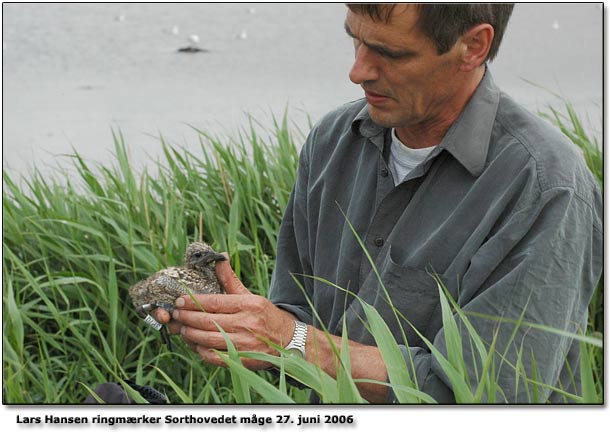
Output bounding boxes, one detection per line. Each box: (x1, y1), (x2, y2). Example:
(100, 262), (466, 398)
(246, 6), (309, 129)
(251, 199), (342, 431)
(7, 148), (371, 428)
(364, 90), (391, 105)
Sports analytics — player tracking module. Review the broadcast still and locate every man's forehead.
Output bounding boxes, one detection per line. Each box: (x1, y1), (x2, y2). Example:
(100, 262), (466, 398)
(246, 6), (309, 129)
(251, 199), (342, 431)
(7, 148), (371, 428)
(345, 4), (423, 42)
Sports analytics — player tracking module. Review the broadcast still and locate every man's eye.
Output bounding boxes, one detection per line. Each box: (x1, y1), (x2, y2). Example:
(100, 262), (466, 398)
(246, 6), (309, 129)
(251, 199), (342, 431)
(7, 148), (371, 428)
(379, 49), (411, 60)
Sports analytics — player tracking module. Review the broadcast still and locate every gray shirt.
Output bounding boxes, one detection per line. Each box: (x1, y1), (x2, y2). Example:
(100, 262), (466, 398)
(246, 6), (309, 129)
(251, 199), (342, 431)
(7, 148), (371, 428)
(268, 71), (603, 403)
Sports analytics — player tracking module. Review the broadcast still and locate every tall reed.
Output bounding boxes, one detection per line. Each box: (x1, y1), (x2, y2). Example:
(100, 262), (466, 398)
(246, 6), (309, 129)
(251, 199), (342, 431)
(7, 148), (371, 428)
(3, 116), (304, 403)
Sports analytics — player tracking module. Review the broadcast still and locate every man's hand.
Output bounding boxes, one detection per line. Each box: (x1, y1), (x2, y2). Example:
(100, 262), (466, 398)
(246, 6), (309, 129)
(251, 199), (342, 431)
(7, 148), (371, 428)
(154, 253), (297, 369)
(152, 253), (389, 401)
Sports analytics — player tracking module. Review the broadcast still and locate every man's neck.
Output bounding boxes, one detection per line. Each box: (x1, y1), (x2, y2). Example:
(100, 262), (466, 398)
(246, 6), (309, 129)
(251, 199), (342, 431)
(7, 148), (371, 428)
(395, 66), (486, 149)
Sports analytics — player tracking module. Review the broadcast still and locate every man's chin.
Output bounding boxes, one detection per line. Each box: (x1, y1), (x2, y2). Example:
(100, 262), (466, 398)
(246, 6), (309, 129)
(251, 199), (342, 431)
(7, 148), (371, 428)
(366, 104), (399, 128)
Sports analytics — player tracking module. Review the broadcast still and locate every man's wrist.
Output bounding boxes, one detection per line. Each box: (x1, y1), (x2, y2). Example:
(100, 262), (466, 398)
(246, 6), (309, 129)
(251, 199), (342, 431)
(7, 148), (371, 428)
(284, 320), (308, 359)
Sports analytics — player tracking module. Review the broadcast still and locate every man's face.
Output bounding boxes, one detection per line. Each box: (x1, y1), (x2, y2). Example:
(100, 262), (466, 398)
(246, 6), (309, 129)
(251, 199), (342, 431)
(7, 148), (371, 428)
(345, 5), (466, 132)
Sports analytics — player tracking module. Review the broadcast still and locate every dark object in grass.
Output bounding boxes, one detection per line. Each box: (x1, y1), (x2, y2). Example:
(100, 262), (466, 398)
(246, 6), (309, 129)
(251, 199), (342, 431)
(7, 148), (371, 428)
(129, 242), (226, 351)
(177, 46), (210, 53)
(84, 380), (167, 404)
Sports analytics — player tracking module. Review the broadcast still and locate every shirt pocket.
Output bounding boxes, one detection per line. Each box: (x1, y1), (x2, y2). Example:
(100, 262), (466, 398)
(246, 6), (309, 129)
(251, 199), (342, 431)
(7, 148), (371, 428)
(345, 251), (444, 348)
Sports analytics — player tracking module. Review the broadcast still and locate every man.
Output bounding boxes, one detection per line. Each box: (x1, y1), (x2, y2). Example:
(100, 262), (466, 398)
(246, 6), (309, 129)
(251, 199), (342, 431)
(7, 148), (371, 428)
(157, 4), (602, 403)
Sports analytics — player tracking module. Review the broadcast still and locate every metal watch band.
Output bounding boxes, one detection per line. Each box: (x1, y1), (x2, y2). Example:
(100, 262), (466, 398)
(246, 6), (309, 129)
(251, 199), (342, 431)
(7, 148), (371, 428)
(284, 320), (308, 359)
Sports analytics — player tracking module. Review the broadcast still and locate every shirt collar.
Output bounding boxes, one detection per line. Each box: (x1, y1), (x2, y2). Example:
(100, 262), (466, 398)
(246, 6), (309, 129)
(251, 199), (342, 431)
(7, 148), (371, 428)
(351, 69), (501, 177)
(352, 102), (386, 149)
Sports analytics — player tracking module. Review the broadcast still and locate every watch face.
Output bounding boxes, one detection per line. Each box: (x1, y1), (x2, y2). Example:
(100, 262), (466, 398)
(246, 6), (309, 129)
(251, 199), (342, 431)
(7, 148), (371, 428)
(287, 348), (304, 358)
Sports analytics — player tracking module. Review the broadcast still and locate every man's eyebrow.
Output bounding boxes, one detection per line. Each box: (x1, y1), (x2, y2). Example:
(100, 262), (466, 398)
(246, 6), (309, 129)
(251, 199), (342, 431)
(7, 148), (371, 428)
(344, 20), (415, 59)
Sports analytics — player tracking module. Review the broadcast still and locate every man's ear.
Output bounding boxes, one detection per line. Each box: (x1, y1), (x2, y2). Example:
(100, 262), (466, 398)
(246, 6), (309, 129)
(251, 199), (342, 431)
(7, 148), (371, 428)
(458, 23), (494, 72)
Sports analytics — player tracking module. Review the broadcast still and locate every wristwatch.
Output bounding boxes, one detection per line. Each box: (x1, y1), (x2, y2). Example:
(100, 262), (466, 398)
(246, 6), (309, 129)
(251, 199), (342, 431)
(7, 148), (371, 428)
(284, 320), (308, 359)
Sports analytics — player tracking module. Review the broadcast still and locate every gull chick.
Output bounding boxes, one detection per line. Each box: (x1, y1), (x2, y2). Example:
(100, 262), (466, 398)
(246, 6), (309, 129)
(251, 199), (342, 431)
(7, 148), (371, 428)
(129, 242), (226, 350)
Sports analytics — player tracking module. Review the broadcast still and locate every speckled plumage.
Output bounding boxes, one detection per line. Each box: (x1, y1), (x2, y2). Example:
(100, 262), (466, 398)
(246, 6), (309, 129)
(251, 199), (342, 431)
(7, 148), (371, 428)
(129, 242), (226, 350)
(129, 242), (226, 310)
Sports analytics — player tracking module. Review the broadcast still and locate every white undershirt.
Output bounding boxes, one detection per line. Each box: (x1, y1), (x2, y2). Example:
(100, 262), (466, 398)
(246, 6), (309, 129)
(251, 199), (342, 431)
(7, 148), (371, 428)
(388, 129), (435, 186)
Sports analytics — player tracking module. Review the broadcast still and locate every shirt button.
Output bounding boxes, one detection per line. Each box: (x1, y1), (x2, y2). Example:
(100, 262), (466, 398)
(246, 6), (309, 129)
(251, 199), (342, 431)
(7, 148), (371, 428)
(374, 238), (384, 247)
(380, 167), (389, 177)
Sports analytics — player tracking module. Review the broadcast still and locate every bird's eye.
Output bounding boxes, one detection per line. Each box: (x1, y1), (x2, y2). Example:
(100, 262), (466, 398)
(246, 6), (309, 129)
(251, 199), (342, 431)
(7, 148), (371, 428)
(193, 252), (202, 259)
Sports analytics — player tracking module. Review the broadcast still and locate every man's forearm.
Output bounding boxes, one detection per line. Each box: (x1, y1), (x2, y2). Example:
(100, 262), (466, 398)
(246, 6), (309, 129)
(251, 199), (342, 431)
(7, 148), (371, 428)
(304, 324), (389, 403)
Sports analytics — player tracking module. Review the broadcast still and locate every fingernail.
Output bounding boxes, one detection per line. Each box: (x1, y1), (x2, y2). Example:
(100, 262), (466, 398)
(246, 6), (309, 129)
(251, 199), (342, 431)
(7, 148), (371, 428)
(180, 326), (186, 335)
(175, 297), (185, 307)
(172, 310), (180, 319)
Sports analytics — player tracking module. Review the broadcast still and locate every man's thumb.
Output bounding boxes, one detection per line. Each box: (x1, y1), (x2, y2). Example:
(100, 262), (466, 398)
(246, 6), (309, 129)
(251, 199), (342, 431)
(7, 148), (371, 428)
(215, 252), (251, 295)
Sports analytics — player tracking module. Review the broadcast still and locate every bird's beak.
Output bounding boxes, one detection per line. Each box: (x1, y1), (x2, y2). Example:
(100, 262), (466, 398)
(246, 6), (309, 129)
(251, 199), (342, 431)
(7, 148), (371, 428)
(203, 251), (227, 264)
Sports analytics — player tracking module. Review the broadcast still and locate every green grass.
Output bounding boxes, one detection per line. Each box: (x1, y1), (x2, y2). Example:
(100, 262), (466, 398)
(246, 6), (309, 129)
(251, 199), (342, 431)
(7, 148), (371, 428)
(2, 116), (305, 403)
(2, 102), (602, 404)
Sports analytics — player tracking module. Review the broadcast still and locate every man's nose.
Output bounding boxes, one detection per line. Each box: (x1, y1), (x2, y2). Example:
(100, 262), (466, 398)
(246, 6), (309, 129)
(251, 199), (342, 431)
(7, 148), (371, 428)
(349, 45), (379, 84)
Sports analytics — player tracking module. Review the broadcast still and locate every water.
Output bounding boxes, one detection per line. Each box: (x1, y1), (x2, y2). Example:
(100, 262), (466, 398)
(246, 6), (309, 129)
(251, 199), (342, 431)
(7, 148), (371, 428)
(2, 3), (602, 178)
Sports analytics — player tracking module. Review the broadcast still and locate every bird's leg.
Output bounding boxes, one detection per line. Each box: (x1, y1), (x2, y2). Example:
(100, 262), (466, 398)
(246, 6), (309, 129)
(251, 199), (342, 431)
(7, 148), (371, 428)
(160, 327), (172, 352)
(136, 304), (164, 337)
(136, 302), (176, 351)
(136, 303), (155, 319)
(154, 303), (175, 351)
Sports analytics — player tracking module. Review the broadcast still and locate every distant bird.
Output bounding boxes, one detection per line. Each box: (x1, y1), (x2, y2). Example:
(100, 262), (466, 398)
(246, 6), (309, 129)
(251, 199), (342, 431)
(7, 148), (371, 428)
(188, 34), (200, 45)
(129, 242), (226, 350)
(177, 34), (209, 54)
(164, 25), (180, 35)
